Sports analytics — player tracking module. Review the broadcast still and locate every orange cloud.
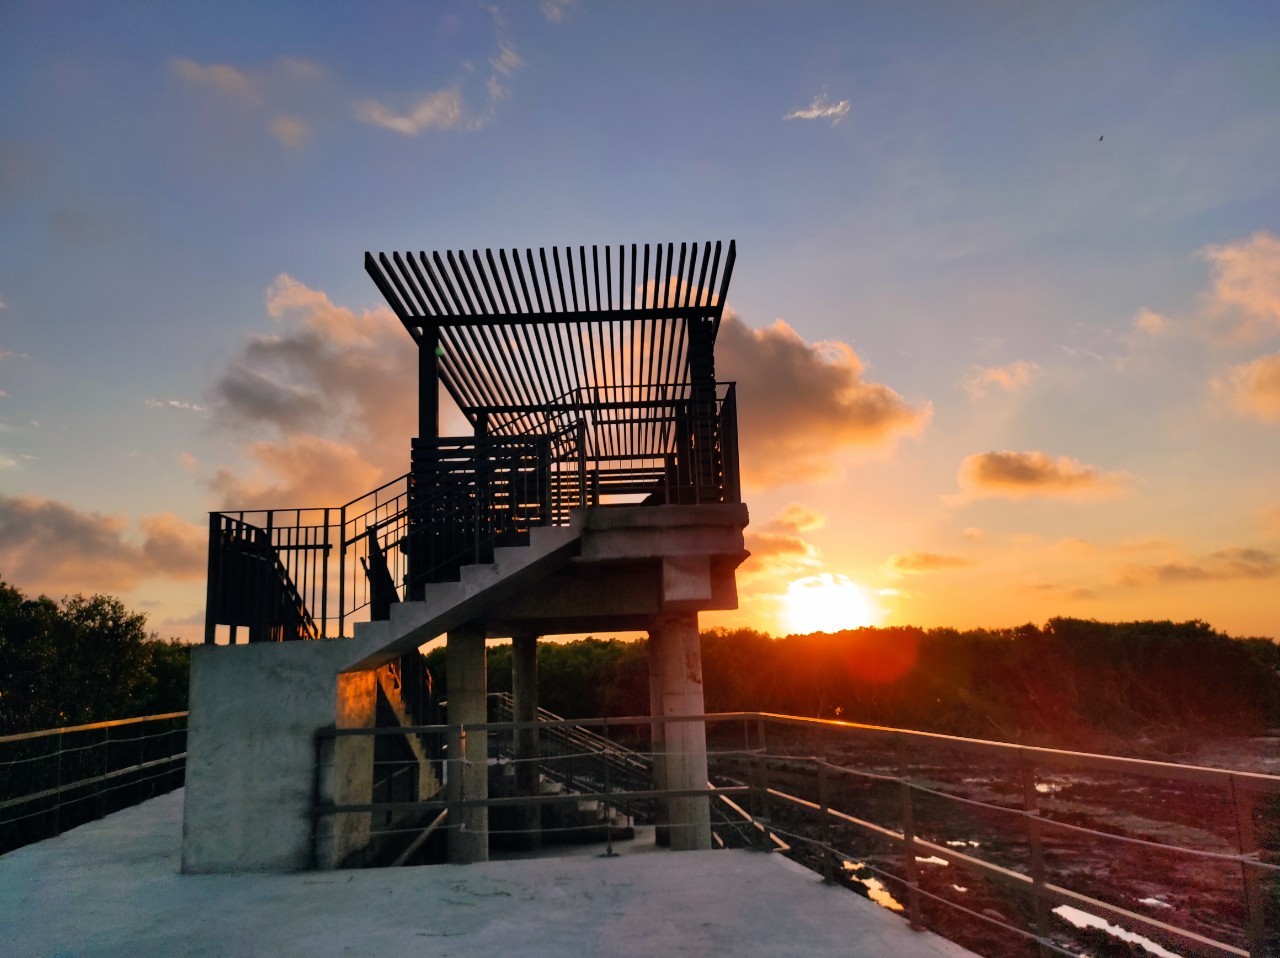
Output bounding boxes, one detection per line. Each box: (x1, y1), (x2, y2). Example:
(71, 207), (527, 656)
(955, 450), (1127, 500)
(1214, 350), (1280, 422)
(0, 495), (204, 595)
(1200, 231), (1280, 340)
(718, 312), (930, 486)
(210, 275), (416, 509)
(1133, 308), (1169, 336)
(964, 360), (1038, 398)
(884, 551), (976, 575)
(1122, 547), (1279, 586)
(741, 504), (826, 584)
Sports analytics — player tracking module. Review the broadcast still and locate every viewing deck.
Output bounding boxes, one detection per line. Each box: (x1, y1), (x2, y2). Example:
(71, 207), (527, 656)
(2, 790), (974, 958)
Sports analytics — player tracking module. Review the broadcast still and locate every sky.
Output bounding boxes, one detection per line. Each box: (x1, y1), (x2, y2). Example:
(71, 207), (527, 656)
(1, 1), (1278, 642)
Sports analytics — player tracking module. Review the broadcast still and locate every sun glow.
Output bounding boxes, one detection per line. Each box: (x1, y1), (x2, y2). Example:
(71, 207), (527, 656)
(782, 573), (882, 635)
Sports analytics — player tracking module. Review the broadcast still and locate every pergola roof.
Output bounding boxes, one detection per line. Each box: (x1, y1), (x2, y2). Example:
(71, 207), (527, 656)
(365, 242), (735, 435)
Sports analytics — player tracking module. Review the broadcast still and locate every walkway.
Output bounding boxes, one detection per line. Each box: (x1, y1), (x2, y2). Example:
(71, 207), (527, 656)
(1, 790), (976, 957)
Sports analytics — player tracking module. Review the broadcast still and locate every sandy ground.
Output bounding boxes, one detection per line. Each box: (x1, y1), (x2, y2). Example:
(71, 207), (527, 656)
(0, 790), (977, 958)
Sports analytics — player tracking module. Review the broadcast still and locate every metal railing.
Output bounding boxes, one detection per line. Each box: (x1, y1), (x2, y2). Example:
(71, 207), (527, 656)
(0, 712), (188, 855)
(205, 383), (740, 643)
(314, 711), (1279, 958)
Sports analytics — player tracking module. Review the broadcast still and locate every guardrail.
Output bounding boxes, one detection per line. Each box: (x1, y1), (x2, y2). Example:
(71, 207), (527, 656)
(315, 711), (1278, 957)
(0, 712), (188, 855)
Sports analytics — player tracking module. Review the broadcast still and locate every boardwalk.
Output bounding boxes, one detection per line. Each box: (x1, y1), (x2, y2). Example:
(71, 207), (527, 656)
(2, 790), (975, 957)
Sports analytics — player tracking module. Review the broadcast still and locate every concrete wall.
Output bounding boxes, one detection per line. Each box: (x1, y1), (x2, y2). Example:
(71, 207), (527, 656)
(181, 636), (381, 874)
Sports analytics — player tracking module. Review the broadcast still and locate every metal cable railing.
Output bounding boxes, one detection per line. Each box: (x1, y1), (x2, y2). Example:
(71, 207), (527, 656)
(0, 712), (188, 855)
(315, 711), (1279, 958)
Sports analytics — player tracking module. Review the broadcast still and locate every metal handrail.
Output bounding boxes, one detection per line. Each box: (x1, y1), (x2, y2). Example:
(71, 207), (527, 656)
(317, 711), (1278, 957)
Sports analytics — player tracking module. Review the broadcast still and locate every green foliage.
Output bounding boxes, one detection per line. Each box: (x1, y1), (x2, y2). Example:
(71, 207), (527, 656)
(436, 619), (1279, 750)
(0, 578), (191, 735)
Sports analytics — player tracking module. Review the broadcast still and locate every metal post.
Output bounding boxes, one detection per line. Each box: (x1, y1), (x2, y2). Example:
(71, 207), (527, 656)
(1231, 775), (1266, 956)
(320, 507), (330, 637)
(602, 717), (616, 858)
(897, 735), (923, 931)
(817, 759), (835, 883)
(338, 505), (346, 637)
(1020, 751), (1052, 957)
(53, 730), (63, 836)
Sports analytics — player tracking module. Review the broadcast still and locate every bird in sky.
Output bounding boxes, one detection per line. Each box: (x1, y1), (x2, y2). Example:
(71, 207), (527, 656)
(1099, 135), (1104, 141)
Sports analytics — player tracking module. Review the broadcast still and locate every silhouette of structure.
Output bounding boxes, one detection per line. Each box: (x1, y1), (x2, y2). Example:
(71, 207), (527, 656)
(186, 242), (750, 870)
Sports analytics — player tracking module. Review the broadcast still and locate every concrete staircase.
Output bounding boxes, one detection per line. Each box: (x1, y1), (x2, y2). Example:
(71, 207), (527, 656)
(347, 517), (584, 671)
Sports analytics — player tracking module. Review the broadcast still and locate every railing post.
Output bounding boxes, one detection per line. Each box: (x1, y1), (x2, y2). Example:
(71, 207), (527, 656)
(896, 734), (923, 931)
(1020, 751), (1052, 957)
(817, 758), (835, 883)
(1231, 775), (1266, 957)
(320, 507), (330, 637)
(338, 504), (346, 638)
(53, 729), (63, 836)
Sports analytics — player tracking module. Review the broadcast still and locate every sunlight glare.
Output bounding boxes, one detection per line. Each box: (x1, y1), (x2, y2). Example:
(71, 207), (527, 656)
(783, 573), (882, 635)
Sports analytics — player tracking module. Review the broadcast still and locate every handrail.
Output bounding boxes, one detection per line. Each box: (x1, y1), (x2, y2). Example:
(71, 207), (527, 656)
(0, 711), (189, 745)
(317, 711), (1278, 956)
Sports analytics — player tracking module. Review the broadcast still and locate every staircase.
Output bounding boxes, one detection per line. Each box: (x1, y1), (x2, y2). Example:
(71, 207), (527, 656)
(348, 518), (584, 669)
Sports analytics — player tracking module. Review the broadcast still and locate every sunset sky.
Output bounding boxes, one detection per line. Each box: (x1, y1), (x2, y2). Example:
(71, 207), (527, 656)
(2, 2), (1278, 642)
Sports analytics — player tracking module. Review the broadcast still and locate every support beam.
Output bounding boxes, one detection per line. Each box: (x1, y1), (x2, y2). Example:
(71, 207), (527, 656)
(650, 612), (711, 850)
(419, 325), (439, 440)
(511, 633), (541, 850)
(446, 623), (488, 863)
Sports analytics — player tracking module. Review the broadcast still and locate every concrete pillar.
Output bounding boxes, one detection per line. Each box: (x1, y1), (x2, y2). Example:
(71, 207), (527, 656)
(322, 670), (378, 868)
(648, 630), (671, 847)
(651, 613), (711, 850)
(511, 633), (541, 850)
(446, 623), (488, 863)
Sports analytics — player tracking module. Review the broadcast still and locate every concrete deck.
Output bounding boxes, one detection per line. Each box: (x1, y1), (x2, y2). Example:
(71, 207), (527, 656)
(1, 790), (976, 957)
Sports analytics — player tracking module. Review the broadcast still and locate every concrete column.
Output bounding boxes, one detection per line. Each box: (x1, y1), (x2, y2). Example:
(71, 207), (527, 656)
(511, 632), (541, 850)
(652, 613), (711, 850)
(647, 630), (671, 847)
(446, 623), (488, 863)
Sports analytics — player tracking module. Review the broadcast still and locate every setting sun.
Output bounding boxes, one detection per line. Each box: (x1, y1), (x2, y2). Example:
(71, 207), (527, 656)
(782, 574), (882, 635)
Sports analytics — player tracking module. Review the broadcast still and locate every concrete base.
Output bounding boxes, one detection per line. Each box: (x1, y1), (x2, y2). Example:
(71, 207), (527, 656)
(181, 635), (383, 874)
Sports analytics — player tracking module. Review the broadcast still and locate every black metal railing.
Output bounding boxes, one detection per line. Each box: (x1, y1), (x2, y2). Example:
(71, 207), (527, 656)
(316, 711), (1279, 958)
(205, 383), (740, 643)
(0, 712), (188, 855)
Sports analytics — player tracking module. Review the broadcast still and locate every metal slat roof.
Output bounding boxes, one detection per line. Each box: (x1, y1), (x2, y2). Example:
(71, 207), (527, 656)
(365, 242), (735, 441)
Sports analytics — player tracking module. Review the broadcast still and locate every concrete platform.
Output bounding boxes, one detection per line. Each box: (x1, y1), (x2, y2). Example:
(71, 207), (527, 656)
(1, 790), (976, 957)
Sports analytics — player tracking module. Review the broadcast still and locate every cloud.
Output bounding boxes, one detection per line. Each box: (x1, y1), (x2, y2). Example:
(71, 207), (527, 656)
(1213, 350), (1280, 422)
(717, 312), (931, 485)
(1123, 547), (1279, 586)
(741, 504), (826, 584)
(209, 275), (416, 508)
(955, 450), (1127, 500)
(0, 495), (205, 595)
(961, 527), (984, 540)
(784, 93), (850, 125)
(146, 398), (206, 413)
(884, 551), (976, 575)
(1200, 231), (1280, 340)
(270, 115), (310, 147)
(355, 89), (465, 135)
(964, 360), (1038, 398)
(1133, 308), (1169, 336)
(541, 0), (574, 21)
(170, 58), (257, 100)
(170, 56), (326, 146)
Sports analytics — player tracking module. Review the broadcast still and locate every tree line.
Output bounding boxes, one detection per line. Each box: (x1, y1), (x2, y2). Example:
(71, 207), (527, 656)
(4, 573), (1276, 750)
(463, 618), (1280, 751)
(0, 579), (190, 735)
